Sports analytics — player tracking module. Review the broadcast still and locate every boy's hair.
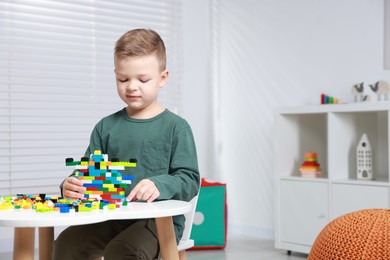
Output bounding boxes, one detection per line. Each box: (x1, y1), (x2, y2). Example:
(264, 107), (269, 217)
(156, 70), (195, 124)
(115, 28), (167, 71)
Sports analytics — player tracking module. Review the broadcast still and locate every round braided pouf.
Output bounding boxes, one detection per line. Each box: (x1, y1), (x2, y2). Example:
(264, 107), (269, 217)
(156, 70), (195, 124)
(308, 209), (390, 260)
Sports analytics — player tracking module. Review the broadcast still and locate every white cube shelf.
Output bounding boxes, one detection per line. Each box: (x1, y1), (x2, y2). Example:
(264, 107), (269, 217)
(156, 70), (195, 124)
(274, 103), (390, 254)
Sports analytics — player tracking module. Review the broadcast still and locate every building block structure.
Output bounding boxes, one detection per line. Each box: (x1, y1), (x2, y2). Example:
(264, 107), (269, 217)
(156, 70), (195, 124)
(66, 150), (136, 204)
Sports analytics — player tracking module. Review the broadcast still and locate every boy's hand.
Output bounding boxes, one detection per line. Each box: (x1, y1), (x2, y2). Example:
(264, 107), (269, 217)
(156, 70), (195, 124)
(127, 179), (160, 203)
(62, 177), (85, 200)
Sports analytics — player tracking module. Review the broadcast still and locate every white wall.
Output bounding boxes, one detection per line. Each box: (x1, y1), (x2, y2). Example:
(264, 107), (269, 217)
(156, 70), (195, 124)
(183, 0), (390, 239)
(182, 0), (213, 179)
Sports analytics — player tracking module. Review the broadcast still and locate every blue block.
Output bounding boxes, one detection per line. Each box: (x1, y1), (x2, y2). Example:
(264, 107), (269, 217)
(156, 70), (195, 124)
(111, 195), (125, 199)
(60, 207), (71, 213)
(83, 183), (101, 188)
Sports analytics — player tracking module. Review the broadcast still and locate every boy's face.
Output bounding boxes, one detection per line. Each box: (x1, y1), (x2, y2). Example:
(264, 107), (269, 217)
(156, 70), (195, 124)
(114, 55), (168, 118)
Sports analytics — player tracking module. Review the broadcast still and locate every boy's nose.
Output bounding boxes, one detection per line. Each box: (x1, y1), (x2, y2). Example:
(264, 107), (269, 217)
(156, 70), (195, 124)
(126, 81), (139, 91)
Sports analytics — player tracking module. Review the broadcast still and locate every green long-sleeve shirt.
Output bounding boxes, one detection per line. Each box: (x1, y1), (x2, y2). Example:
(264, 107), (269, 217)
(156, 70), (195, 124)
(62, 108), (200, 241)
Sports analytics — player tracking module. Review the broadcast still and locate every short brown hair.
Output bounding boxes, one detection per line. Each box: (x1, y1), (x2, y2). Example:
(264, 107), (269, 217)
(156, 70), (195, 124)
(114, 29), (166, 71)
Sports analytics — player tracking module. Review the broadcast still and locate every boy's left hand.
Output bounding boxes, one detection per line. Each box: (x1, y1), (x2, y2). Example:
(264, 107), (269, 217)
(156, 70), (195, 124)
(126, 179), (160, 203)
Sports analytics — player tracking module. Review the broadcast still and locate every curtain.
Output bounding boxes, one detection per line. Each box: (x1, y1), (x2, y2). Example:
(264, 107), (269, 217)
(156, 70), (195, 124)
(0, 0), (182, 195)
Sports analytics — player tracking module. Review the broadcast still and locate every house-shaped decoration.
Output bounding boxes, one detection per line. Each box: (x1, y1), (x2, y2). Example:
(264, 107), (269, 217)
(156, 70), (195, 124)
(357, 133), (373, 180)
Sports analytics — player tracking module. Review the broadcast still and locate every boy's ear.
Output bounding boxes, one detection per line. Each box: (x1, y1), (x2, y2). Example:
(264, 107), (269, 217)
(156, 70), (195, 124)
(159, 70), (169, 88)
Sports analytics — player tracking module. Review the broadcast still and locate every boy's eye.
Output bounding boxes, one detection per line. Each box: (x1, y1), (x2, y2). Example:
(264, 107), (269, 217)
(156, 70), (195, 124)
(117, 79), (128, 83)
(140, 79), (150, 83)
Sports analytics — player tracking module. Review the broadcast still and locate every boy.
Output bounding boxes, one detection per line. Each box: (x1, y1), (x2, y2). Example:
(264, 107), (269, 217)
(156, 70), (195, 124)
(53, 29), (200, 260)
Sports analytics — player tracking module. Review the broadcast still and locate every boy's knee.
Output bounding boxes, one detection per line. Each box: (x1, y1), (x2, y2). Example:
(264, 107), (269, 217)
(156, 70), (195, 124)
(104, 240), (144, 260)
(52, 237), (69, 260)
(52, 229), (92, 260)
(104, 238), (159, 260)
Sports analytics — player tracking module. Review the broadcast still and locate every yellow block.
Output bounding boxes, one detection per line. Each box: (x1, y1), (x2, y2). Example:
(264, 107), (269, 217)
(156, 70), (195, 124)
(81, 161), (88, 166)
(111, 162), (136, 167)
(100, 162), (106, 169)
(82, 176), (95, 181)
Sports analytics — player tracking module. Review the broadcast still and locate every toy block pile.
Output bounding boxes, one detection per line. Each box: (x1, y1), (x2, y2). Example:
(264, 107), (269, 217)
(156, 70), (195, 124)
(0, 194), (126, 213)
(0, 194), (57, 212)
(0, 196), (17, 210)
(299, 152), (322, 178)
(66, 150), (136, 205)
(0, 151), (137, 213)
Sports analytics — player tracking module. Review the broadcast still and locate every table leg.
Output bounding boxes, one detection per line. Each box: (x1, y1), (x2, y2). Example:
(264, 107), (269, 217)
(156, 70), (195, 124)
(13, 227), (35, 260)
(179, 250), (187, 260)
(39, 227), (54, 260)
(155, 217), (179, 260)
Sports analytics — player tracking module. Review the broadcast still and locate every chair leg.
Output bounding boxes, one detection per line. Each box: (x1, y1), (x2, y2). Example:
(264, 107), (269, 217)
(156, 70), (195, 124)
(179, 250), (187, 260)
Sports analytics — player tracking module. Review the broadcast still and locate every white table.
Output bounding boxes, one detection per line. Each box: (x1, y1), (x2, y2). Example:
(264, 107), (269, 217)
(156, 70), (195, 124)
(0, 200), (191, 260)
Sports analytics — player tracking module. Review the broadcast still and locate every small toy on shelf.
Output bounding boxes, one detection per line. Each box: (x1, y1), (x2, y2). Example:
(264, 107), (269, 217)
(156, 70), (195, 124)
(357, 133), (373, 180)
(299, 152), (322, 178)
(368, 80), (390, 102)
(321, 93), (342, 104)
(351, 82), (366, 103)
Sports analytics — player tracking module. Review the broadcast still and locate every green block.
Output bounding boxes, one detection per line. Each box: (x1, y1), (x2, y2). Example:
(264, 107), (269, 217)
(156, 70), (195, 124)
(65, 161), (80, 166)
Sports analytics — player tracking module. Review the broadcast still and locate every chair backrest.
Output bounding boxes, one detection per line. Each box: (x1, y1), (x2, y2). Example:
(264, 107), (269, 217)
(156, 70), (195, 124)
(181, 194), (199, 241)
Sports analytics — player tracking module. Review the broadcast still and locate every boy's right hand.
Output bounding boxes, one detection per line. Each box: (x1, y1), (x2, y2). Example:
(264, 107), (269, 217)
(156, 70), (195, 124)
(62, 177), (86, 200)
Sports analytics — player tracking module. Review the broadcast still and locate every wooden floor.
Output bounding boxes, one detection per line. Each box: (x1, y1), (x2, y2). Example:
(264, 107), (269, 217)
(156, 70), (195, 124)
(0, 235), (308, 260)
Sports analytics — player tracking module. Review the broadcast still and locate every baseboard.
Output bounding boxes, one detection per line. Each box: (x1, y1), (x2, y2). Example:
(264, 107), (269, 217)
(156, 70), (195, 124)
(228, 223), (274, 240)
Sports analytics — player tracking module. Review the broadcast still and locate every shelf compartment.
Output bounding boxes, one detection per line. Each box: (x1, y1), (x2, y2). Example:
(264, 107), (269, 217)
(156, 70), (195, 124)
(275, 113), (327, 178)
(280, 179), (329, 246)
(328, 111), (389, 181)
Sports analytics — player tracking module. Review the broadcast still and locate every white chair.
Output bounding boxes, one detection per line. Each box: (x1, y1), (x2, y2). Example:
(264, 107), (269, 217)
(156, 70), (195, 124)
(177, 195), (199, 259)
